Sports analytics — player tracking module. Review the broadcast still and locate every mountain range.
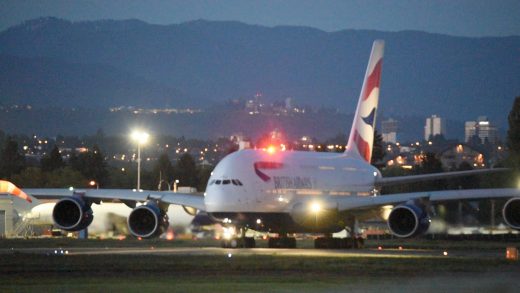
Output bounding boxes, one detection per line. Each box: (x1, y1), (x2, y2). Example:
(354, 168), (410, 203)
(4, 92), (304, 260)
(0, 17), (519, 137)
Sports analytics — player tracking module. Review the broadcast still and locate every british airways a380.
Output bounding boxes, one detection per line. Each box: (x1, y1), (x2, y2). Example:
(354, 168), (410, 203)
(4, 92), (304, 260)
(7, 40), (520, 248)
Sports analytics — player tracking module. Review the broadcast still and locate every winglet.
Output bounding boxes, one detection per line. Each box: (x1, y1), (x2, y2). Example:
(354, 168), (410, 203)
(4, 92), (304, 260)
(345, 40), (384, 162)
(0, 180), (33, 203)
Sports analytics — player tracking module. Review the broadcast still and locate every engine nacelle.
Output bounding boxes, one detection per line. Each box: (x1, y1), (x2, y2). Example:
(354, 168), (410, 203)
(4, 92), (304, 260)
(127, 202), (169, 239)
(387, 204), (430, 238)
(503, 198), (520, 230)
(52, 196), (93, 231)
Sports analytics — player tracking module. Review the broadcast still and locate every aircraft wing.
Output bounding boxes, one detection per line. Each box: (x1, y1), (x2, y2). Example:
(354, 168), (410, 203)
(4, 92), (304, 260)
(24, 188), (206, 211)
(376, 168), (508, 186)
(335, 188), (520, 211)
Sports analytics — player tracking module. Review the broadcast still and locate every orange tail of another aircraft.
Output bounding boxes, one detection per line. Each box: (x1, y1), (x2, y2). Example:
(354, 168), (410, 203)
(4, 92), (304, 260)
(0, 180), (32, 203)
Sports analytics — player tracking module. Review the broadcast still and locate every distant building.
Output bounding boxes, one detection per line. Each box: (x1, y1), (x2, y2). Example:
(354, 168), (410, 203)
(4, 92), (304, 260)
(424, 115), (446, 141)
(230, 134), (252, 150)
(384, 143), (486, 170)
(439, 143), (486, 169)
(284, 97), (292, 111)
(0, 197), (14, 238)
(464, 116), (498, 144)
(381, 118), (399, 143)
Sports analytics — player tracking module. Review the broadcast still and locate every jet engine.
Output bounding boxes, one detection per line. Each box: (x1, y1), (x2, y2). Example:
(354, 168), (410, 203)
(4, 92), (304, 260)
(52, 196), (93, 231)
(387, 203), (430, 238)
(503, 198), (520, 230)
(127, 201), (169, 238)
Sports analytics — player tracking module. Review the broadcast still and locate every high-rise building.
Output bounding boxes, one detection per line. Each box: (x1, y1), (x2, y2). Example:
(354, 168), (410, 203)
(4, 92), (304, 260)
(284, 97), (292, 111)
(465, 116), (498, 144)
(424, 115), (446, 141)
(381, 118), (399, 143)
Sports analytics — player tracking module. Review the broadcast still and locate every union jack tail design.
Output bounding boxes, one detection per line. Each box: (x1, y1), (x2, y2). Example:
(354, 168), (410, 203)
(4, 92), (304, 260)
(345, 40), (384, 162)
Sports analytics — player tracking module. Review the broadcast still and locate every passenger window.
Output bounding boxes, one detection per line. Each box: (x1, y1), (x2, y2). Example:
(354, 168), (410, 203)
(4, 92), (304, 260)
(223, 180), (231, 185)
(215, 180), (221, 185)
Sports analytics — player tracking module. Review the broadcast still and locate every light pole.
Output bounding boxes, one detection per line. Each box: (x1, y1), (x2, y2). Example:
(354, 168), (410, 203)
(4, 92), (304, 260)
(131, 130), (149, 191)
(172, 179), (179, 192)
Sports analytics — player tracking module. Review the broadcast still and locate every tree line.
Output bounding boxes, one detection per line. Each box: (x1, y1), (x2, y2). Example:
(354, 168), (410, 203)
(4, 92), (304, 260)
(0, 138), (213, 191)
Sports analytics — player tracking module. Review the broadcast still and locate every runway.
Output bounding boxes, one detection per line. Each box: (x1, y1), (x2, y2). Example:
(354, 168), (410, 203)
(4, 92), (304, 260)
(0, 246), (505, 259)
(2, 242), (518, 293)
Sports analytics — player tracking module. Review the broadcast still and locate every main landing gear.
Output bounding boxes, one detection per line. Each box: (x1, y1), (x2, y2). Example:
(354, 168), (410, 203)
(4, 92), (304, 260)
(313, 219), (365, 249)
(314, 235), (364, 249)
(267, 235), (297, 248)
(221, 236), (256, 248)
(221, 227), (256, 248)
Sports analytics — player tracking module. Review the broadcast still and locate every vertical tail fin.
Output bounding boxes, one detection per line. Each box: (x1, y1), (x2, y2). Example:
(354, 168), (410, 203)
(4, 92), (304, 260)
(0, 180), (32, 203)
(345, 40), (384, 162)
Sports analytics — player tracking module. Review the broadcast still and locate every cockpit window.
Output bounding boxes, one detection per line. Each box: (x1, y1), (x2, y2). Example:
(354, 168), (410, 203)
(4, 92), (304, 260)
(214, 179), (243, 186)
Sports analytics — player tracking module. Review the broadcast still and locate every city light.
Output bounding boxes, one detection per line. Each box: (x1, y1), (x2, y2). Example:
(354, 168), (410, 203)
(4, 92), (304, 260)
(89, 180), (99, 189)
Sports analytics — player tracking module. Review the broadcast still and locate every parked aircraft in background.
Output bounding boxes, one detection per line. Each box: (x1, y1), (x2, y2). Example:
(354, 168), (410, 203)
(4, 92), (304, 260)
(5, 41), (520, 248)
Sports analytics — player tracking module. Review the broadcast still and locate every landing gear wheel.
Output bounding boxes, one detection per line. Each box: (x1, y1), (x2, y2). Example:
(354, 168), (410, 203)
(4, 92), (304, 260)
(268, 237), (296, 248)
(313, 237), (363, 249)
(353, 237), (364, 249)
(243, 237), (256, 248)
(221, 237), (256, 248)
(314, 237), (347, 249)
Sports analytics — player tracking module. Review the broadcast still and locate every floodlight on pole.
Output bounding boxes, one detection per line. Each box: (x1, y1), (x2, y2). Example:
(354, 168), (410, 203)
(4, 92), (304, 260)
(173, 179), (180, 193)
(89, 180), (99, 189)
(131, 130), (149, 191)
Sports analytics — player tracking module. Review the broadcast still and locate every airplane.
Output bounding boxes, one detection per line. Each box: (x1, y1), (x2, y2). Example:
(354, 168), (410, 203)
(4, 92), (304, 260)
(0, 180), (32, 203)
(6, 40), (520, 248)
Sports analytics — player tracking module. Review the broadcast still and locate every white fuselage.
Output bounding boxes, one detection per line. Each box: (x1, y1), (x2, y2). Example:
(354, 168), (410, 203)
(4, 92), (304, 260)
(205, 149), (381, 213)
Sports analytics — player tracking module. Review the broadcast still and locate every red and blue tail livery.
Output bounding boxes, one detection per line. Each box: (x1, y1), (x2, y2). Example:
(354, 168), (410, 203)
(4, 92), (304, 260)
(346, 40), (384, 162)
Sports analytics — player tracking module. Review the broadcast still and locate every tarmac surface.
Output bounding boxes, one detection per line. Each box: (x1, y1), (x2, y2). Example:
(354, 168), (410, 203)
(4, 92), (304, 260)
(0, 246), (506, 259)
(2, 242), (519, 292)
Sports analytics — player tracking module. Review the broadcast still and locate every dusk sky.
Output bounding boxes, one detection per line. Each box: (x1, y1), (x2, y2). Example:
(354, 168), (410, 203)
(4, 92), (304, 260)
(1, 0), (519, 37)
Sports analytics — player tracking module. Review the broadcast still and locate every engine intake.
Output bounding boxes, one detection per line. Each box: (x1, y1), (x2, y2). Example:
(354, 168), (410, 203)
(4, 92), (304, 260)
(388, 204), (430, 238)
(503, 198), (520, 230)
(128, 202), (169, 238)
(52, 196), (93, 231)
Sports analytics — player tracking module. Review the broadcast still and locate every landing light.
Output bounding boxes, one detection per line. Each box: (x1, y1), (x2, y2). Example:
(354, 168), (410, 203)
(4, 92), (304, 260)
(310, 202), (322, 213)
(267, 145), (276, 154)
(223, 227), (236, 240)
